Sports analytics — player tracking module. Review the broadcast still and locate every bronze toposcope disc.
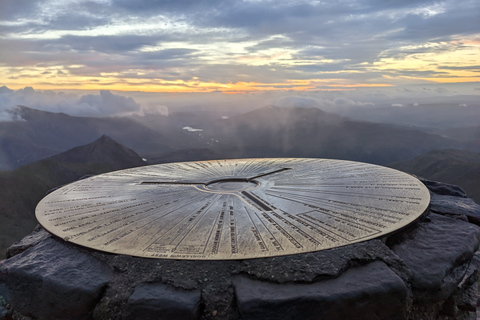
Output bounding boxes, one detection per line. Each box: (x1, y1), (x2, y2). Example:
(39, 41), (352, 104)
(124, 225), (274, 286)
(36, 158), (430, 260)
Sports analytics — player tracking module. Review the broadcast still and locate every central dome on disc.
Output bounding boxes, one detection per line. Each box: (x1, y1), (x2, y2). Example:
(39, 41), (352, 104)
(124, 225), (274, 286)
(35, 158), (430, 260)
(204, 179), (259, 192)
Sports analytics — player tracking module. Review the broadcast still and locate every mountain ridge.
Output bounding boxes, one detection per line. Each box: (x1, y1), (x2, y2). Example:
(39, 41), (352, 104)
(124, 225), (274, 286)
(389, 149), (480, 203)
(0, 135), (145, 256)
(201, 105), (460, 164)
(0, 106), (171, 170)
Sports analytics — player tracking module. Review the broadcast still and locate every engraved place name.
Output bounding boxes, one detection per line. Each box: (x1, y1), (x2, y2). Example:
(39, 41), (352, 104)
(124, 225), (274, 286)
(35, 158), (430, 260)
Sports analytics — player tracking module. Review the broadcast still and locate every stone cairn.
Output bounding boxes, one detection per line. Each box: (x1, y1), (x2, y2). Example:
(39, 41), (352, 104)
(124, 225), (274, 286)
(1, 178), (480, 320)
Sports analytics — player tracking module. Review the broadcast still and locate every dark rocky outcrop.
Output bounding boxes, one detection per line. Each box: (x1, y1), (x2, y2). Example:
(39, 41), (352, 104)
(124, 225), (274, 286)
(1, 237), (112, 320)
(391, 213), (480, 301)
(1, 178), (479, 320)
(429, 194), (480, 224)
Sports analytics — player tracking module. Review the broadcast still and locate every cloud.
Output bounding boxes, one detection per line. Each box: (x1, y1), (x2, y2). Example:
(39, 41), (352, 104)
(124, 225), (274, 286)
(58, 34), (161, 54)
(0, 86), (13, 94)
(111, 0), (224, 14)
(0, 0), (479, 91)
(77, 90), (140, 116)
(183, 126), (203, 132)
(276, 97), (320, 109)
(392, 103), (404, 107)
(0, 0), (40, 19)
(275, 96), (375, 114)
(0, 86), (161, 119)
(0, 109), (24, 121)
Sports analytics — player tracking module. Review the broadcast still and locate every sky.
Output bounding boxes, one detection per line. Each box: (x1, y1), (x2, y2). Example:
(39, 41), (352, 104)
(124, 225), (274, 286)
(0, 0), (479, 116)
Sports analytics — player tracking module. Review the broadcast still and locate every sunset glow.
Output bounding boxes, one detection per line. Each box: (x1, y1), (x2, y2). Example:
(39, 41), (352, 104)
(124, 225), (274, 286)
(0, 0), (479, 112)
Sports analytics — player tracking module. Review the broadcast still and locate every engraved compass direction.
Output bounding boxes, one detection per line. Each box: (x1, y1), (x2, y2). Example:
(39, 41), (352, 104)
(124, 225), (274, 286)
(35, 158), (430, 260)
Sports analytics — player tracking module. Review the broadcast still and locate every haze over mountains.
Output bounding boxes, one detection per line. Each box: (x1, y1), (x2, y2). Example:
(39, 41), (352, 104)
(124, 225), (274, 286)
(1, 102), (479, 170)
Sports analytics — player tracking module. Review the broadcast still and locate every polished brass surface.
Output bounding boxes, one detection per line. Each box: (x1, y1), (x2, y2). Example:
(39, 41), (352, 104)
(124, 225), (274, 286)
(36, 158), (430, 260)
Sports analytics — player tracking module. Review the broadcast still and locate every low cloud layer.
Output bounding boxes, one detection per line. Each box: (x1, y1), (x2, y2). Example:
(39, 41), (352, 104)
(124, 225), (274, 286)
(0, 86), (167, 120)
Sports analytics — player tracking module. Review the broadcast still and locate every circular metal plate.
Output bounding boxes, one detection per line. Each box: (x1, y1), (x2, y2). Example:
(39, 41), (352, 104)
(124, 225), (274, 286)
(36, 158), (430, 260)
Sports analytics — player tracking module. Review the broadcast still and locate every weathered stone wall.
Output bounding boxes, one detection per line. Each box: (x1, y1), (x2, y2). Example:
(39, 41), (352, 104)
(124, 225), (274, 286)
(1, 178), (480, 320)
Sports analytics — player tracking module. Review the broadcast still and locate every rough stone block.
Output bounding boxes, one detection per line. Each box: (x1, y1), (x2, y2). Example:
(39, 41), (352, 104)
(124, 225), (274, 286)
(1, 237), (112, 320)
(429, 194), (480, 225)
(233, 261), (408, 320)
(0, 283), (12, 320)
(6, 227), (50, 259)
(419, 178), (467, 198)
(392, 213), (480, 301)
(125, 282), (201, 320)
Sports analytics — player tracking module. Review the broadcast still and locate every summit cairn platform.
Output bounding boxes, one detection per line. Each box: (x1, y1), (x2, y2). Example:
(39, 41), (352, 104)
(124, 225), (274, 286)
(1, 160), (479, 320)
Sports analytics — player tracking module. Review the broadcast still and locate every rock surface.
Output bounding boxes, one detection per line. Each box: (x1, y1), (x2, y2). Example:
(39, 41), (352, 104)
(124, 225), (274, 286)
(233, 261), (408, 320)
(125, 283), (201, 320)
(1, 237), (112, 320)
(429, 193), (480, 224)
(5, 226), (50, 259)
(419, 178), (467, 198)
(391, 213), (480, 301)
(0, 283), (12, 320)
(0, 178), (479, 320)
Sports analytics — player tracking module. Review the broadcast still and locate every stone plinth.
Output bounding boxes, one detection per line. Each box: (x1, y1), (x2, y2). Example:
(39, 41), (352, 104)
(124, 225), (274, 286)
(1, 178), (480, 320)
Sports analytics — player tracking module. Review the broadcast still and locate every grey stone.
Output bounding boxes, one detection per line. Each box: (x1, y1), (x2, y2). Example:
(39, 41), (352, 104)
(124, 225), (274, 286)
(125, 282), (201, 320)
(239, 239), (407, 283)
(6, 226), (50, 259)
(429, 194), (480, 225)
(1, 237), (112, 320)
(391, 213), (480, 301)
(456, 279), (478, 312)
(0, 283), (12, 320)
(419, 178), (467, 198)
(233, 261), (408, 320)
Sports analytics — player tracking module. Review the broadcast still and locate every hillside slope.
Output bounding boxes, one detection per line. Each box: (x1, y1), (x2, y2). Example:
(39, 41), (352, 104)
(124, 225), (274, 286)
(389, 149), (480, 203)
(0, 135), (145, 256)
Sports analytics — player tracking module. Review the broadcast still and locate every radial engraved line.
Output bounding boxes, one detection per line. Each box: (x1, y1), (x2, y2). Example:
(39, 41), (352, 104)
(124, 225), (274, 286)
(170, 194), (222, 250)
(228, 198), (238, 254)
(75, 189), (202, 235)
(250, 208), (284, 251)
(264, 191), (387, 231)
(93, 191), (208, 245)
(236, 159), (258, 177)
(244, 206), (269, 252)
(139, 192), (219, 249)
(278, 208), (349, 242)
(267, 188), (417, 206)
(270, 186), (423, 201)
(206, 198), (227, 255)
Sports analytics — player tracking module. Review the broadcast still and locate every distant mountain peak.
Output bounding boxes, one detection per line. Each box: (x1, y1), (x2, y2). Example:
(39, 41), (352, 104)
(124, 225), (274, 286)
(51, 135), (146, 169)
(9, 105), (71, 121)
(97, 134), (118, 144)
(0, 85), (13, 94)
